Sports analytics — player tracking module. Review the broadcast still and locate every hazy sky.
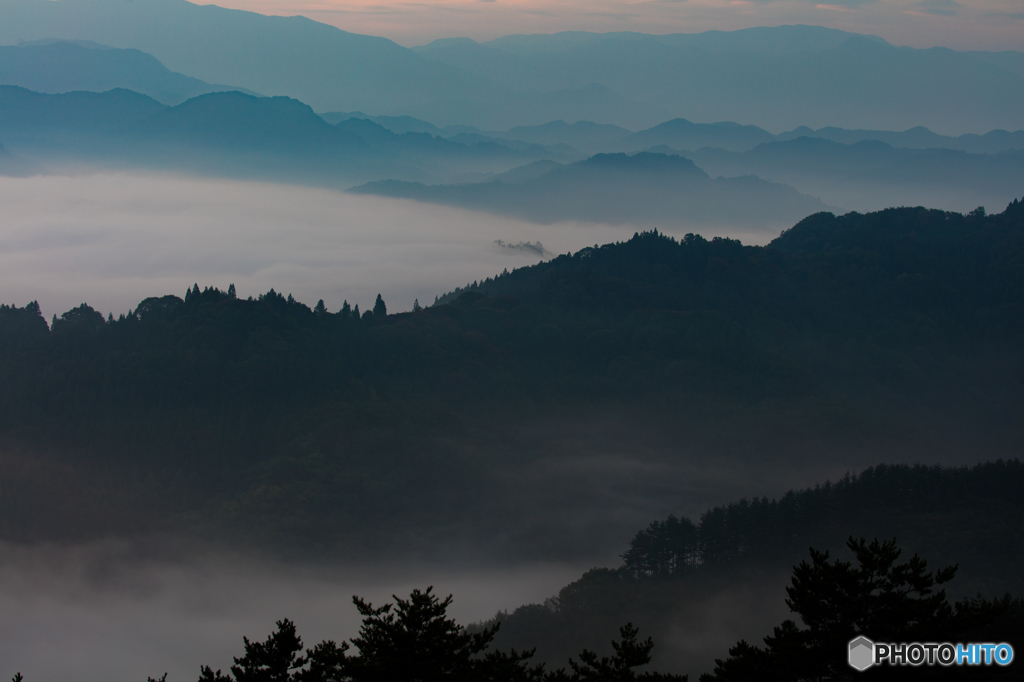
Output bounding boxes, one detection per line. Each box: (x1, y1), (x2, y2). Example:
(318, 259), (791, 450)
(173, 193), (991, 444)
(198, 0), (1023, 49)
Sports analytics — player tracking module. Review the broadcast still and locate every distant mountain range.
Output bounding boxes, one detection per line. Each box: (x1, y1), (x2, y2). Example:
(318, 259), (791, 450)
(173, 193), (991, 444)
(1, 74), (1020, 216)
(0, 40), (255, 105)
(335, 113), (1024, 157)
(0, 85), (167, 134)
(411, 27), (1024, 133)
(350, 152), (831, 229)
(1, 0), (1022, 132)
(0, 85), (556, 185)
(328, 111), (1024, 214)
(0, 0), (660, 129)
(687, 137), (1024, 214)
(2, 78), (1020, 216)
(777, 125), (1024, 155)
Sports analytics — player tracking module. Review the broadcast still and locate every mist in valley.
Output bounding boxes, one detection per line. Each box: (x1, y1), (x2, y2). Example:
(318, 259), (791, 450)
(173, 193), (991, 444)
(0, 2), (1022, 679)
(0, 171), (843, 680)
(0, 540), (591, 682)
(5, 172), (1015, 681)
(0, 172), (782, 323)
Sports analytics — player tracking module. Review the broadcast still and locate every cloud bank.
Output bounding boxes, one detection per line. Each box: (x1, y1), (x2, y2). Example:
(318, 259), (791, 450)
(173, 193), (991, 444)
(0, 173), (776, 321)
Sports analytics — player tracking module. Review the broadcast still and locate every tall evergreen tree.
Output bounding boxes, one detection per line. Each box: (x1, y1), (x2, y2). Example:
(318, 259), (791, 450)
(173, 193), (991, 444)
(701, 537), (958, 682)
(568, 623), (687, 681)
(343, 587), (496, 680)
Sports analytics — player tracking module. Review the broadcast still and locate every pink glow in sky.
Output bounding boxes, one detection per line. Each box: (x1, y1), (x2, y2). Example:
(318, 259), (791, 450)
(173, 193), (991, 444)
(195, 0), (1023, 49)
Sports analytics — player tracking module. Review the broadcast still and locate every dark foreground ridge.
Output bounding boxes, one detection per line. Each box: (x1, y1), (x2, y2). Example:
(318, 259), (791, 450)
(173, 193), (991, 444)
(0, 200), (1022, 556)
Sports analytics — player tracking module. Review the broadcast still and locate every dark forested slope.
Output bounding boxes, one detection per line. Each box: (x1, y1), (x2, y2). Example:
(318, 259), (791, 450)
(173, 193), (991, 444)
(0, 200), (1022, 555)
(481, 460), (1024, 676)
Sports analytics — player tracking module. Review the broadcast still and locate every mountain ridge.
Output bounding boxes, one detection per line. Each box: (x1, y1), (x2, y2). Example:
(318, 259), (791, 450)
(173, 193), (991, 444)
(1, 0), (1022, 131)
(0, 40), (256, 105)
(351, 151), (831, 228)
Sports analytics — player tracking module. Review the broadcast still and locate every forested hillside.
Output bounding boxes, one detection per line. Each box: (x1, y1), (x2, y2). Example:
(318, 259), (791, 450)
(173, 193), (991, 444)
(1, 200), (1022, 556)
(483, 461), (1024, 674)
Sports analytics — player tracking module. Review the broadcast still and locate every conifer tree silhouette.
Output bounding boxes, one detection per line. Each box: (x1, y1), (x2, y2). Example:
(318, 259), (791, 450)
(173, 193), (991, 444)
(567, 623), (687, 682)
(701, 537), (958, 682)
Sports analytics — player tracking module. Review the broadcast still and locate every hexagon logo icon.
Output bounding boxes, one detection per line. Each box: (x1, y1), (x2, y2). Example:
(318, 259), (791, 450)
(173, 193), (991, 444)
(848, 636), (875, 671)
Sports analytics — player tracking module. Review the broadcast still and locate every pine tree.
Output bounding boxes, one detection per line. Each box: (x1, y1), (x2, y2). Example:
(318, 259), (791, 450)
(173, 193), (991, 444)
(701, 537), (958, 682)
(344, 587), (491, 679)
(568, 623), (685, 681)
(373, 294), (386, 318)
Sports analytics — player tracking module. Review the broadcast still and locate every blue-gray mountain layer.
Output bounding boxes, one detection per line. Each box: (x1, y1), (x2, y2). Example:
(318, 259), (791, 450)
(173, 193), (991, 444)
(351, 152), (830, 229)
(688, 137), (1024, 214)
(412, 27), (1024, 133)
(0, 86), (558, 185)
(1, 0), (1022, 132)
(0, 40), (255, 104)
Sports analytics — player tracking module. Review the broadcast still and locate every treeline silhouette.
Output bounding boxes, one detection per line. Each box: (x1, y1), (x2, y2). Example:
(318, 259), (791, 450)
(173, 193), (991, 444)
(0, 200), (1022, 549)
(620, 461), (1023, 587)
(700, 538), (1023, 681)
(193, 588), (683, 682)
(483, 461), (1024, 673)
(10, 538), (1018, 681)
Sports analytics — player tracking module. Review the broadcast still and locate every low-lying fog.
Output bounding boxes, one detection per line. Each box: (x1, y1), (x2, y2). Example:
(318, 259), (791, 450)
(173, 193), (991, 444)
(0, 173), (778, 321)
(0, 540), (592, 682)
(0, 172), (797, 681)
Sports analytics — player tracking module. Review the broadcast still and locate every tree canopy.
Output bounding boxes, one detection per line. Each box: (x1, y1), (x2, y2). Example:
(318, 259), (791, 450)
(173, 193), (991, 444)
(701, 538), (1020, 681)
(0, 201), (1021, 555)
(192, 587), (680, 682)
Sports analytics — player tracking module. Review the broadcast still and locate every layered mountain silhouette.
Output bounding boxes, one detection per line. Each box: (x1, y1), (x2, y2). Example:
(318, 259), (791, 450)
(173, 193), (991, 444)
(0, 85), (166, 137)
(1, 0), (1022, 131)
(688, 137), (1024, 213)
(412, 27), (1024, 132)
(318, 114), (1024, 159)
(0, 40), (255, 105)
(0, 86), (552, 184)
(122, 91), (364, 153)
(608, 118), (775, 153)
(0, 0), (659, 128)
(777, 125), (1024, 155)
(351, 152), (830, 228)
(498, 120), (632, 154)
(1, 78), (1019, 214)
